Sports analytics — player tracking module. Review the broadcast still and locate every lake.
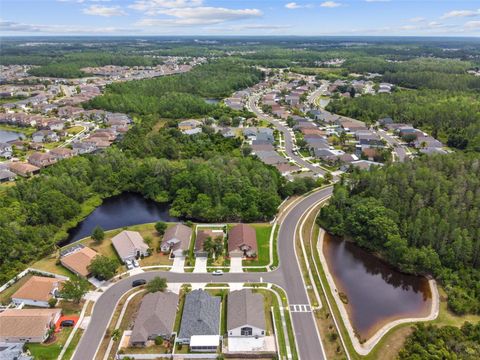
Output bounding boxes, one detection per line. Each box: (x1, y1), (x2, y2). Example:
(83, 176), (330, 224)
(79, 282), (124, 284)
(0, 130), (25, 143)
(323, 234), (432, 340)
(64, 192), (177, 245)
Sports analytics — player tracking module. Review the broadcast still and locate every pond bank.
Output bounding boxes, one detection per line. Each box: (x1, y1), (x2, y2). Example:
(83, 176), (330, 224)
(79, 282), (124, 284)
(317, 228), (439, 355)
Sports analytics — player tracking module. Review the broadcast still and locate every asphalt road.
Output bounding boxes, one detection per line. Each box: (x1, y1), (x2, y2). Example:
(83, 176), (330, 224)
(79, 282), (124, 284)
(378, 129), (408, 162)
(72, 187), (333, 360)
(247, 95), (327, 177)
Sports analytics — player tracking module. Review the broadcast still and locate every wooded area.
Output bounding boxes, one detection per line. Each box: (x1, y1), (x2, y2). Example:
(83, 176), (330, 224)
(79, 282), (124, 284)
(318, 154), (480, 314)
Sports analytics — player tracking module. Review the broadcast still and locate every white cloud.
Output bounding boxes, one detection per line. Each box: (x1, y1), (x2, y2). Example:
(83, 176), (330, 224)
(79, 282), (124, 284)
(409, 17), (425, 23)
(129, 0), (203, 14)
(465, 20), (480, 29)
(136, 6), (261, 26)
(441, 9), (480, 19)
(285, 2), (301, 9)
(320, 1), (341, 8)
(83, 5), (126, 17)
(0, 19), (136, 34)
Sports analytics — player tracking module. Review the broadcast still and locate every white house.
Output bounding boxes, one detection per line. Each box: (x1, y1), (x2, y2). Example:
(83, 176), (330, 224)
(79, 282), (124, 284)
(227, 289), (266, 338)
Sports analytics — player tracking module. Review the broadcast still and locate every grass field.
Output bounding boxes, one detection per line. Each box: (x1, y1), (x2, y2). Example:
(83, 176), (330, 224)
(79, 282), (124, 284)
(243, 223), (273, 267)
(27, 327), (73, 360)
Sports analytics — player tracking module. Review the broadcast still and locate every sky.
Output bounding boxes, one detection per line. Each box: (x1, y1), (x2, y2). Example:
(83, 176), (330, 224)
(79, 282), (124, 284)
(1, 0), (480, 37)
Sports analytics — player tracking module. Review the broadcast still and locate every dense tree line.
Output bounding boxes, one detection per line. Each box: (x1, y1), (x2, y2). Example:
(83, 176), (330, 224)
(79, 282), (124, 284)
(326, 90), (480, 152)
(399, 322), (480, 359)
(344, 57), (480, 91)
(318, 154), (480, 314)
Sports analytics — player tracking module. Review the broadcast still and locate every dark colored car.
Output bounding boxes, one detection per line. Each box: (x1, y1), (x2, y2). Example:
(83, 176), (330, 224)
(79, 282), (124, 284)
(132, 279), (146, 287)
(61, 320), (75, 327)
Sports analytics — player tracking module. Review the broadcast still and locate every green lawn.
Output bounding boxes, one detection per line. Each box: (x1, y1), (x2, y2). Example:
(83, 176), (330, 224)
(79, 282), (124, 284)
(27, 327), (73, 360)
(243, 223), (273, 267)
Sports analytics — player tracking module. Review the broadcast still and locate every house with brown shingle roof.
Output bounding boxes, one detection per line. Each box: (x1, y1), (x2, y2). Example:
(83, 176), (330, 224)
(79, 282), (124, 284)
(8, 162), (40, 177)
(161, 224), (192, 258)
(0, 308), (61, 343)
(28, 152), (57, 168)
(195, 229), (224, 258)
(111, 230), (149, 263)
(60, 246), (98, 277)
(11, 276), (63, 308)
(228, 224), (257, 258)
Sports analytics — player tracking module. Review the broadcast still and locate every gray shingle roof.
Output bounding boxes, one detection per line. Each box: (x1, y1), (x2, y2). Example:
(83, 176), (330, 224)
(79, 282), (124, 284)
(178, 290), (220, 340)
(227, 289), (265, 331)
(130, 292), (178, 344)
(162, 224), (192, 252)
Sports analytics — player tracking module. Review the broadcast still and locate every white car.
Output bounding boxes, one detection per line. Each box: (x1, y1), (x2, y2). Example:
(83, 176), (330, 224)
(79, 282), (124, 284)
(125, 259), (133, 270)
(132, 259), (140, 268)
(212, 270), (224, 276)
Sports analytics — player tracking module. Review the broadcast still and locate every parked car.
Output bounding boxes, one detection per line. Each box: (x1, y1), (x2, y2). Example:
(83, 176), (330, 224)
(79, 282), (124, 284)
(132, 259), (140, 268)
(61, 320), (75, 327)
(132, 279), (146, 287)
(125, 259), (133, 270)
(212, 270), (224, 276)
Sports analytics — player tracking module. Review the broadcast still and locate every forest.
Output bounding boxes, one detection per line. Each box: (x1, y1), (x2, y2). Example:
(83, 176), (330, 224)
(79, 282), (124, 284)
(0, 60), (288, 283)
(326, 90), (480, 152)
(318, 154), (480, 314)
(399, 322), (480, 359)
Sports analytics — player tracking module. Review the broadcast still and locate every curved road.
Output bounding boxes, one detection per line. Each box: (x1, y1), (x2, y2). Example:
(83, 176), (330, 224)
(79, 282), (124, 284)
(73, 187), (333, 360)
(247, 95), (327, 177)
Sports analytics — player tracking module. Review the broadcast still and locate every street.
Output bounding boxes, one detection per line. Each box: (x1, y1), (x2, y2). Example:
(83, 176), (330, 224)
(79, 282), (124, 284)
(72, 187), (333, 360)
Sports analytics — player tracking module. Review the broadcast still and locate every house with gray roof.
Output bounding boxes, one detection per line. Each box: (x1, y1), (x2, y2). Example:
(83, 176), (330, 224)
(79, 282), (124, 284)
(130, 292), (179, 347)
(111, 230), (149, 263)
(160, 224), (192, 257)
(177, 290), (221, 344)
(227, 289), (266, 337)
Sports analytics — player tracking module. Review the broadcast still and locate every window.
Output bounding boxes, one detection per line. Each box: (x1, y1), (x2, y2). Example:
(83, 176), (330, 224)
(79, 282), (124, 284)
(241, 327), (252, 336)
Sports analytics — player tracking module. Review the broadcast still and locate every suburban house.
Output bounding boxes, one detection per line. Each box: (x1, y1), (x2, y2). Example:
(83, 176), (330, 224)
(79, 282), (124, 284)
(8, 162), (40, 177)
(0, 142), (13, 158)
(195, 229), (224, 258)
(227, 289), (266, 337)
(0, 342), (31, 360)
(28, 152), (57, 168)
(160, 224), (192, 258)
(177, 290), (221, 348)
(0, 308), (61, 343)
(60, 245), (98, 278)
(111, 230), (150, 263)
(50, 147), (75, 161)
(130, 292), (179, 347)
(0, 169), (16, 183)
(228, 224), (258, 258)
(178, 119), (202, 131)
(32, 130), (59, 143)
(11, 276), (63, 308)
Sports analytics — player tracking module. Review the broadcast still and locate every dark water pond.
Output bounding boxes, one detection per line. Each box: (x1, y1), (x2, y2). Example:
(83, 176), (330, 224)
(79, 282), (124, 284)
(323, 234), (432, 340)
(63, 192), (177, 245)
(0, 130), (24, 143)
(205, 98), (220, 104)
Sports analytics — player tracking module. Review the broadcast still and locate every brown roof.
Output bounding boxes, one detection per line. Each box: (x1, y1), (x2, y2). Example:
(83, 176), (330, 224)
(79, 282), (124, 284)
(228, 224), (257, 253)
(162, 224), (192, 252)
(8, 162), (40, 176)
(362, 148), (379, 158)
(195, 229), (223, 252)
(0, 308), (61, 339)
(61, 246), (98, 277)
(50, 147), (74, 157)
(301, 128), (326, 137)
(12, 276), (63, 303)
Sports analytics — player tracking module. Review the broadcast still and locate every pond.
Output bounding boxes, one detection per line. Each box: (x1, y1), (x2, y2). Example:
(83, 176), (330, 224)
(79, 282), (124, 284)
(0, 130), (25, 143)
(63, 192), (177, 245)
(205, 98), (220, 105)
(323, 234), (432, 340)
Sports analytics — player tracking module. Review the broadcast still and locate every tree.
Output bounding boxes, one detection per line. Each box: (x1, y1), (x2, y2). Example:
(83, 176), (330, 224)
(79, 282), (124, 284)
(88, 255), (118, 280)
(146, 276), (167, 293)
(48, 297), (57, 308)
(155, 221), (167, 235)
(323, 172), (333, 184)
(91, 225), (105, 243)
(203, 236), (224, 258)
(60, 275), (89, 303)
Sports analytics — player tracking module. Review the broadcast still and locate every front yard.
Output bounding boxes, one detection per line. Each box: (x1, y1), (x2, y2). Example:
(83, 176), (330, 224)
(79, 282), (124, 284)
(27, 327), (73, 360)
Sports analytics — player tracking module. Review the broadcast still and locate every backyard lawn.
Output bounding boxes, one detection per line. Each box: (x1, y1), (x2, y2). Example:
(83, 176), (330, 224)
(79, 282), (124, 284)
(27, 327), (73, 360)
(243, 223), (273, 267)
(0, 273), (33, 305)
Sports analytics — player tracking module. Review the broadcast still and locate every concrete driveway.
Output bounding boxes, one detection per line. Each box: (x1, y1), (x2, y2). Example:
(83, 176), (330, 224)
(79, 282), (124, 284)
(230, 257), (243, 273)
(170, 256), (185, 273)
(193, 257), (207, 273)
